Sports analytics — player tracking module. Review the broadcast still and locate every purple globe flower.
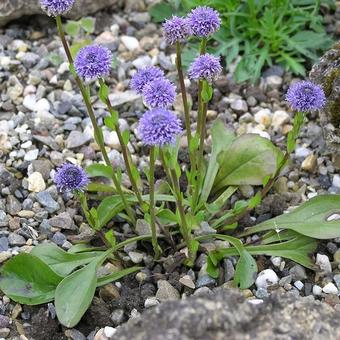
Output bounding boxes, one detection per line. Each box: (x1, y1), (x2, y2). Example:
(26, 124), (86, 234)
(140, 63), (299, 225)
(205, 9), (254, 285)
(40, 0), (75, 16)
(286, 81), (326, 112)
(138, 108), (182, 147)
(54, 163), (89, 192)
(142, 78), (176, 108)
(162, 16), (192, 45)
(130, 66), (165, 94)
(74, 45), (112, 81)
(187, 6), (221, 38)
(188, 54), (222, 83)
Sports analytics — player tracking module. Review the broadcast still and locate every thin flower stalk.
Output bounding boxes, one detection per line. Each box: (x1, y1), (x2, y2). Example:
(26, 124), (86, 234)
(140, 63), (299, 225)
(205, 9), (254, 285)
(99, 78), (144, 209)
(149, 147), (162, 258)
(55, 15), (135, 224)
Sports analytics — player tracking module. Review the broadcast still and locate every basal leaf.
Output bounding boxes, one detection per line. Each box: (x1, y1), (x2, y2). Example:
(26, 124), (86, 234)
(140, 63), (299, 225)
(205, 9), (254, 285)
(214, 134), (283, 192)
(31, 244), (104, 277)
(97, 266), (142, 287)
(0, 253), (63, 305)
(242, 195), (340, 239)
(55, 260), (98, 328)
(201, 120), (236, 203)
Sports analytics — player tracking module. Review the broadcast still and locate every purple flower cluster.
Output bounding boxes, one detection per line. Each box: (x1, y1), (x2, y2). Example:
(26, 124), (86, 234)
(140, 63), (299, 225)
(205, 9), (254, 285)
(162, 16), (192, 45)
(162, 6), (221, 45)
(40, 0), (75, 16)
(286, 80), (326, 112)
(187, 6), (221, 38)
(54, 163), (89, 192)
(130, 66), (164, 94)
(188, 54), (222, 83)
(138, 108), (182, 147)
(143, 78), (176, 109)
(74, 45), (112, 81)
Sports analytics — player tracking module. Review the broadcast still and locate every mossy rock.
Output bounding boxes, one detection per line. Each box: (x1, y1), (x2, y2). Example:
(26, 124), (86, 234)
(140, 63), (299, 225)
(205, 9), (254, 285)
(310, 43), (340, 153)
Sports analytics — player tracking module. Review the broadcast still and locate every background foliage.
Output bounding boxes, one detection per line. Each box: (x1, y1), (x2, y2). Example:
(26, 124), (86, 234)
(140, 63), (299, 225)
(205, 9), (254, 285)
(150, 0), (334, 82)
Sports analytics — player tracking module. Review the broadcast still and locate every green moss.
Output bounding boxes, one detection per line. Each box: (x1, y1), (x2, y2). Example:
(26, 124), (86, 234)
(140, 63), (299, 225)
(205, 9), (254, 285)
(328, 97), (340, 127)
(323, 68), (340, 97)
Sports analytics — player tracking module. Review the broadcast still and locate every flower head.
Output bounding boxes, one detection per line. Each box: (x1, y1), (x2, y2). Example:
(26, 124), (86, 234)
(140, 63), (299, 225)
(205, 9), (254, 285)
(142, 78), (176, 108)
(40, 0), (75, 16)
(187, 6), (221, 38)
(138, 108), (182, 147)
(188, 54), (222, 83)
(74, 45), (112, 81)
(286, 80), (326, 112)
(130, 66), (165, 94)
(54, 163), (89, 192)
(162, 16), (192, 45)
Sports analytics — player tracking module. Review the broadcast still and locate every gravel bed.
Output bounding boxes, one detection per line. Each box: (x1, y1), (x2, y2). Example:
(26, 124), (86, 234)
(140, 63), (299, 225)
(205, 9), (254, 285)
(0, 2), (340, 339)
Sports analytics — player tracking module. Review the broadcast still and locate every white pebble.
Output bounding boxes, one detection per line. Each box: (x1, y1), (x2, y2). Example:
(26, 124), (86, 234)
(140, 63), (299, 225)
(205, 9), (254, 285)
(121, 35), (140, 51)
(104, 326), (116, 338)
(270, 256), (282, 267)
(316, 253), (332, 273)
(312, 285), (322, 296)
(255, 269), (279, 289)
(332, 174), (340, 188)
(322, 282), (338, 294)
(294, 281), (304, 290)
(248, 299), (264, 305)
(24, 149), (38, 161)
(254, 108), (272, 127)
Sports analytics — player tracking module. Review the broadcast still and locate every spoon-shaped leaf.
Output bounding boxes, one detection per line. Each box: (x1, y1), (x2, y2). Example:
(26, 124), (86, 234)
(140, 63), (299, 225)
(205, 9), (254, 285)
(0, 253), (63, 305)
(242, 195), (340, 239)
(31, 243), (104, 277)
(55, 259), (99, 328)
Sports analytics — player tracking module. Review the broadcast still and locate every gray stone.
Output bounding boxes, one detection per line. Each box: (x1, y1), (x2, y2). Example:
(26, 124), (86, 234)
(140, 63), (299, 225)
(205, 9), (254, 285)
(49, 212), (75, 230)
(0, 0), (121, 26)
(6, 195), (21, 215)
(0, 237), (9, 251)
(110, 309), (125, 326)
(155, 280), (180, 301)
(0, 315), (10, 328)
(52, 231), (67, 246)
(8, 232), (26, 246)
(36, 191), (60, 214)
(111, 289), (340, 340)
(66, 130), (92, 149)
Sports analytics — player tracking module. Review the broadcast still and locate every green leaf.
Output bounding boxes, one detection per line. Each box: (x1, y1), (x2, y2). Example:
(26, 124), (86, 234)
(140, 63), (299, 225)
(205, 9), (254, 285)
(242, 195), (340, 239)
(122, 130), (130, 146)
(201, 81), (213, 103)
(208, 234), (257, 288)
(0, 253), (62, 305)
(87, 182), (115, 192)
(99, 83), (109, 103)
(97, 195), (125, 229)
(149, 2), (174, 22)
(97, 266), (142, 287)
(215, 234), (317, 270)
(214, 134), (283, 192)
(86, 164), (113, 179)
(80, 17), (95, 33)
(65, 20), (80, 37)
(55, 260), (98, 327)
(201, 120), (236, 204)
(234, 249), (257, 289)
(105, 230), (116, 248)
(31, 244), (104, 277)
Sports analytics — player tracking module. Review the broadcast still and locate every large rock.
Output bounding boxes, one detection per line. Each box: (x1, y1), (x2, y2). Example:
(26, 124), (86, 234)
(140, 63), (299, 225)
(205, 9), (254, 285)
(310, 43), (340, 154)
(112, 289), (340, 340)
(0, 0), (122, 26)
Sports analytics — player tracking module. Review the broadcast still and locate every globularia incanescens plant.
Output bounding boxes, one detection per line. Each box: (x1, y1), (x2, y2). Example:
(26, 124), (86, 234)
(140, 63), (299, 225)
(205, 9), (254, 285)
(1, 0), (340, 329)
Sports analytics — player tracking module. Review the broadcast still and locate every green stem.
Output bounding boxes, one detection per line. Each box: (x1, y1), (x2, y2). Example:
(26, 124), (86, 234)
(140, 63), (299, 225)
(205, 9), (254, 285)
(55, 15), (135, 225)
(175, 42), (192, 148)
(99, 79), (144, 209)
(149, 146), (162, 259)
(168, 168), (192, 256)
